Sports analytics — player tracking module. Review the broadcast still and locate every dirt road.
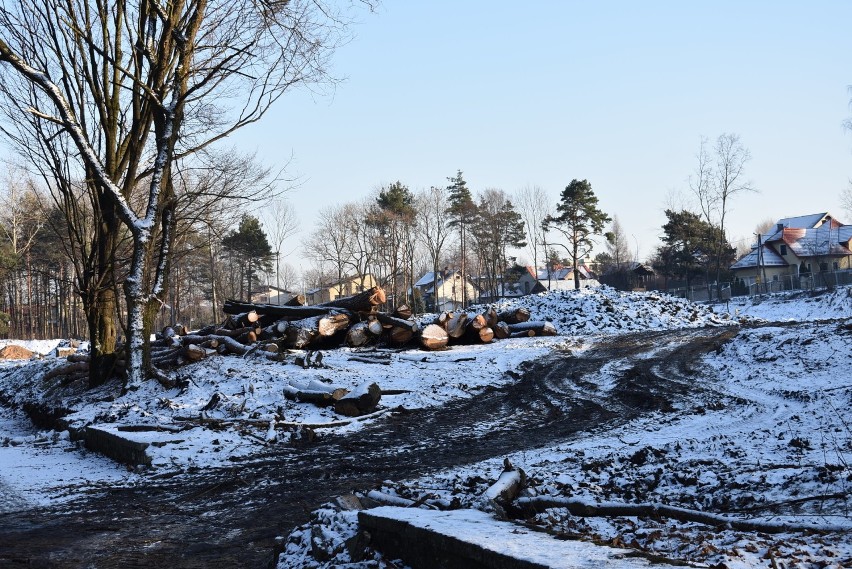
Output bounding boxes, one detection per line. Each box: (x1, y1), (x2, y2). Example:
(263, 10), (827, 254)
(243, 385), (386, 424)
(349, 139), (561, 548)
(0, 326), (738, 568)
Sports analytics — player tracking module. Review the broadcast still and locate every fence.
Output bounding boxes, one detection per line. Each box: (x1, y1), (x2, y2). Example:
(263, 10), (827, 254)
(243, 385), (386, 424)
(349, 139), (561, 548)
(663, 269), (852, 303)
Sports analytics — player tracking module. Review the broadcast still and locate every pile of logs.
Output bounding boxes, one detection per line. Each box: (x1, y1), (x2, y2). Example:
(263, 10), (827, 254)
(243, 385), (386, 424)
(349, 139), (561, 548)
(46, 286), (558, 376)
(148, 286), (556, 365)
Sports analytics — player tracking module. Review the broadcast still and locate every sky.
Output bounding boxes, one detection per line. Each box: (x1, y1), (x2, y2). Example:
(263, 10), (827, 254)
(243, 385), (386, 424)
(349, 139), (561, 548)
(235, 1), (852, 271)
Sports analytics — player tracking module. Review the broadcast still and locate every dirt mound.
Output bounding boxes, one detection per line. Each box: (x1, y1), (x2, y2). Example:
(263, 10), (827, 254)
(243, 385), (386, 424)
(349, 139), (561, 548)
(0, 344), (35, 359)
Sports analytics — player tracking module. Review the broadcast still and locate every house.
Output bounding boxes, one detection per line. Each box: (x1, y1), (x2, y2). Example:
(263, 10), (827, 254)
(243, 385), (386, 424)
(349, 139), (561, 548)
(477, 266), (546, 302)
(250, 285), (299, 305)
(730, 213), (852, 287)
(413, 269), (479, 311)
(305, 274), (378, 305)
(479, 264), (601, 302)
(533, 265), (601, 291)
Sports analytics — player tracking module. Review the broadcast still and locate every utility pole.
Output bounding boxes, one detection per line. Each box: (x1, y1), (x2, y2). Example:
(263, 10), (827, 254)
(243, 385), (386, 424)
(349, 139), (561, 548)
(756, 232), (768, 294)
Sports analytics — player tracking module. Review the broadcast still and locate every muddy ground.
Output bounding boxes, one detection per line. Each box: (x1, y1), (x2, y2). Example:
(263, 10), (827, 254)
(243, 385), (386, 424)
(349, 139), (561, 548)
(0, 326), (738, 568)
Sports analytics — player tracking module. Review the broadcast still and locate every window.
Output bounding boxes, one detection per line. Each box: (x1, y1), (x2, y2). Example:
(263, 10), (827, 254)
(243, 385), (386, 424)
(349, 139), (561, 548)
(833, 262), (839, 271)
(780, 244), (787, 256)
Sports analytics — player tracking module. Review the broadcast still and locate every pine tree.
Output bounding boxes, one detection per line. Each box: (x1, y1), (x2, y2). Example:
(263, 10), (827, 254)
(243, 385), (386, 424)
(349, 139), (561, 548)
(544, 179), (611, 289)
(445, 170), (477, 307)
(472, 189), (525, 298)
(372, 181), (416, 308)
(222, 214), (273, 301)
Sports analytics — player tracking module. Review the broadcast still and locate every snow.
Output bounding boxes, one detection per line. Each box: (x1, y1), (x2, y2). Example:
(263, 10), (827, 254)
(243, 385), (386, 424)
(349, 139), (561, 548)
(0, 339), (64, 356)
(1, 285), (851, 567)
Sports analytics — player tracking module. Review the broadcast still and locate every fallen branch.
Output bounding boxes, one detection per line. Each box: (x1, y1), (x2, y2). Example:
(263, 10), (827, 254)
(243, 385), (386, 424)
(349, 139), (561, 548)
(516, 496), (852, 534)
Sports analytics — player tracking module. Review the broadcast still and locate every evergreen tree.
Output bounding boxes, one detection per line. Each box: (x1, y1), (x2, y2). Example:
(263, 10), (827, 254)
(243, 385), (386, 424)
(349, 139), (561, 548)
(445, 170), (477, 307)
(472, 189), (526, 298)
(543, 179), (611, 289)
(371, 181), (416, 308)
(222, 214), (273, 301)
(653, 209), (732, 287)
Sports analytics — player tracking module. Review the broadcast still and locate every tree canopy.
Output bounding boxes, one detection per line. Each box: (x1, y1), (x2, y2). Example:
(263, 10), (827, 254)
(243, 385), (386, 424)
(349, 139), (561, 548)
(544, 179), (610, 289)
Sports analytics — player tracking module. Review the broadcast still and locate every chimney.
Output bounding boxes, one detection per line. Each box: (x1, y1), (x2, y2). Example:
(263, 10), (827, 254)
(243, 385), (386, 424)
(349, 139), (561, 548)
(776, 223), (784, 232)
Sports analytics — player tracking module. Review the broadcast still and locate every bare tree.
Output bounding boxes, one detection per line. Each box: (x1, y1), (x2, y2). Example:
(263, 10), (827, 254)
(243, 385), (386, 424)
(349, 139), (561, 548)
(841, 182), (852, 221)
(514, 185), (550, 271)
(305, 204), (357, 299)
(687, 133), (754, 294)
(416, 186), (453, 311)
(713, 133), (755, 289)
(0, 0), (370, 387)
(0, 167), (44, 337)
(264, 198), (299, 303)
(690, 136), (717, 226)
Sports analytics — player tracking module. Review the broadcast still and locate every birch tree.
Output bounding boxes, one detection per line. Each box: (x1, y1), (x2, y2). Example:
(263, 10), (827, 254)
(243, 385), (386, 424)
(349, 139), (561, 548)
(0, 0), (369, 388)
(688, 133), (754, 295)
(514, 184), (550, 271)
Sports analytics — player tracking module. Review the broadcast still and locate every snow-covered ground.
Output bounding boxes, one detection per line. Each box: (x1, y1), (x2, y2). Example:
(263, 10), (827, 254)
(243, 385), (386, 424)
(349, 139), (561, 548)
(1, 285), (851, 567)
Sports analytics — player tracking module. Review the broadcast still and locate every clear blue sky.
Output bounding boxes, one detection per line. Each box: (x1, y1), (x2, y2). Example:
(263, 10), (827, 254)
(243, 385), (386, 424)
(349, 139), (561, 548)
(235, 1), (852, 269)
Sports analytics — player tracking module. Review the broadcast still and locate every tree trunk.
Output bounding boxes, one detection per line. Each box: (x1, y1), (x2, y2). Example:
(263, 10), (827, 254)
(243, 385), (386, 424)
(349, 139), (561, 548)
(507, 321), (557, 336)
(334, 382), (381, 417)
(497, 307), (531, 324)
(420, 323), (449, 350)
(86, 287), (118, 388)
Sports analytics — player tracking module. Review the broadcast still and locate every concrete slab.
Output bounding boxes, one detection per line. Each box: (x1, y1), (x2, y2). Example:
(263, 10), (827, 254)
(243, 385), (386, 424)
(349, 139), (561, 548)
(359, 507), (689, 569)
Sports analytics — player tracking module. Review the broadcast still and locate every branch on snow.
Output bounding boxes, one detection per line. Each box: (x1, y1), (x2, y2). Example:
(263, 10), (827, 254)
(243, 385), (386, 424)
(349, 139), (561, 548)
(516, 496), (852, 535)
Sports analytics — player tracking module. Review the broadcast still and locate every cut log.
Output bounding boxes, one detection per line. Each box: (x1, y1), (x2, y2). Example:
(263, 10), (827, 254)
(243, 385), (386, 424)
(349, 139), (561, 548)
(345, 321), (376, 348)
(223, 299), (343, 320)
(317, 286), (386, 312)
(445, 312), (469, 340)
(374, 312), (419, 333)
(497, 307), (531, 324)
(483, 458), (527, 517)
(509, 330), (535, 339)
(284, 325), (319, 350)
(317, 312), (351, 336)
(183, 344), (206, 361)
(367, 315), (384, 336)
(211, 325), (260, 339)
(434, 311), (451, 328)
(393, 304), (412, 319)
(44, 361), (89, 380)
(420, 324), (449, 350)
(259, 319), (289, 340)
(284, 294), (306, 306)
(467, 313), (487, 331)
(387, 326), (415, 346)
(492, 321), (510, 340)
(283, 312), (350, 349)
(180, 334), (251, 355)
(334, 382), (381, 417)
(483, 306), (499, 329)
(289, 379), (348, 400)
(506, 321), (557, 336)
(235, 330), (258, 345)
(465, 325), (494, 344)
(66, 353), (91, 363)
(282, 384), (336, 406)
